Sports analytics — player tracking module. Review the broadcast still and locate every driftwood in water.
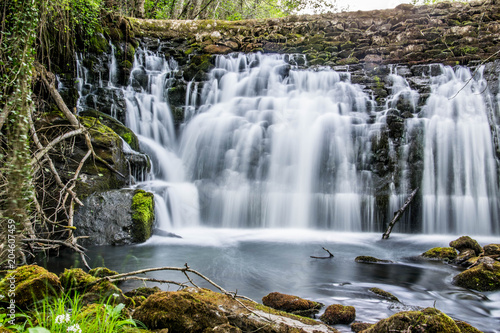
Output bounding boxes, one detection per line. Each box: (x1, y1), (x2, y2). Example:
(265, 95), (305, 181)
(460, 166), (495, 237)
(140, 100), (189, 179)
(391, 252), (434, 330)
(310, 247), (334, 259)
(382, 187), (419, 240)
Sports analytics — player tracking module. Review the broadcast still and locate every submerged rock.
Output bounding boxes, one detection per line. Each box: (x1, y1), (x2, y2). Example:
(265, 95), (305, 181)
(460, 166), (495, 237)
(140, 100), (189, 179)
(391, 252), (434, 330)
(0, 265), (62, 308)
(320, 304), (356, 325)
(362, 307), (463, 333)
(452, 260), (500, 291)
(449, 236), (482, 256)
(354, 256), (393, 264)
(262, 292), (323, 317)
(368, 287), (400, 302)
(421, 247), (457, 261)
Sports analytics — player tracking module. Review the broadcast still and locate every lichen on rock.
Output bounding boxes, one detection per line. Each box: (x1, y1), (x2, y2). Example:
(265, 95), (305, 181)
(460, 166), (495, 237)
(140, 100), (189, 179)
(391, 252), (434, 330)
(421, 247), (458, 261)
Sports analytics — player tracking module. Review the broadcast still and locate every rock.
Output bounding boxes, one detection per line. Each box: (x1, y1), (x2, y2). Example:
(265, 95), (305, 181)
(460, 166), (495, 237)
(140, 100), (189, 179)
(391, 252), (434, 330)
(59, 268), (98, 292)
(350, 322), (373, 332)
(483, 244), (500, 256)
(0, 265), (62, 308)
(74, 188), (155, 246)
(81, 279), (128, 305)
(89, 267), (119, 278)
(354, 256), (393, 264)
(125, 286), (163, 299)
(262, 292), (323, 317)
(368, 287), (399, 302)
(454, 249), (476, 267)
(320, 304), (356, 325)
(362, 307), (463, 332)
(452, 260), (500, 291)
(133, 288), (334, 332)
(421, 247), (457, 261)
(454, 320), (483, 333)
(449, 236), (483, 256)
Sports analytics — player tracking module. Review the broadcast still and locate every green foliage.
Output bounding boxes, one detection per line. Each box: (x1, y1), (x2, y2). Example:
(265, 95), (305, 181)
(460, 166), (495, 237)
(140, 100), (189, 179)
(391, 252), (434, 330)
(21, 293), (140, 333)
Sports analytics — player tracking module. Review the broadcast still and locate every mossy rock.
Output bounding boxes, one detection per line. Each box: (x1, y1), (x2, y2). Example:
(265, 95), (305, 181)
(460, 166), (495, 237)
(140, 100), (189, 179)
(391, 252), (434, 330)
(0, 265), (62, 309)
(362, 307), (463, 332)
(0, 328), (15, 333)
(483, 244), (500, 256)
(449, 236), (482, 256)
(125, 286), (162, 299)
(131, 189), (155, 242)
(452, 261), (500, 291)
(132, 290), (230, 330)
(355, 256), (393, 264)
(59, 268), (98, 292)
(261, 292), (323, 318)
(81, 280), (128, 305)
(454, 320), (483, 333)
(351, 322), (373, 332)
(89, 33), (110, 54)
(79, 111), (139, 151)
(368, 287), (399, 302)
(89, 267), (119, 278)
(320, 304), (356, 325)
(421, 247), (458, 261)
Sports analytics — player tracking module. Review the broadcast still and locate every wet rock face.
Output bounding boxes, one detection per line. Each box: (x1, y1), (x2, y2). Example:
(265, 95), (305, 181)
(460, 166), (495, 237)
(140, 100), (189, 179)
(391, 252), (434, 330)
(261, 292), (323, 318)
(73, 189), (155, 246)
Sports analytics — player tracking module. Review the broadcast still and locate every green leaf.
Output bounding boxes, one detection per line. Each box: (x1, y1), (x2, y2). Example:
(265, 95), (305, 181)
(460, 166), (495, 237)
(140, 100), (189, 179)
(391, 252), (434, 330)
(28, 328), (52, 333)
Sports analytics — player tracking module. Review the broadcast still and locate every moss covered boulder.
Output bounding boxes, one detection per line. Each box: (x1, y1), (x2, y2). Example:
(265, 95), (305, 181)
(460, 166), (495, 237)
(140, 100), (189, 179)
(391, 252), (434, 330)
(81, 280), (128, 305)
(59, 268), (98, 292)
(354, 256), (393, 264)
(131, 189), (155, 242)
(89, 267), (119, 278)
(0, 265), (62, 308)
(449, 236), (483, 256)
(132, 290), (231, 331)
(262, 292), (323, 317)
(421, 247), (457, 261)
(351, 322), (373, 332)
(452, 260), (500, 291)
(483, 244), (500, 256)
(454, 320), (483, 333)
(362, 307), (463, 332)
(320, 304), (356, 325)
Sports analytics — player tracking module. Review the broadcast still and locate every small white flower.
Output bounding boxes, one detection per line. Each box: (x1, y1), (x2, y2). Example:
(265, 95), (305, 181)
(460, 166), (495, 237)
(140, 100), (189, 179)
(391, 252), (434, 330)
(67, 324), (82, 333)
(0, 294), (5, 299)
(112, 293), (119, 298)
(55, 313), (70, 324)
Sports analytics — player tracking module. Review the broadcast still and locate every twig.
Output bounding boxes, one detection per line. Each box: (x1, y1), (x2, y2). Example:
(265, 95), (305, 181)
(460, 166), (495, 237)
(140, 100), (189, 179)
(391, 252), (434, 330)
(310, 247), (334, 259)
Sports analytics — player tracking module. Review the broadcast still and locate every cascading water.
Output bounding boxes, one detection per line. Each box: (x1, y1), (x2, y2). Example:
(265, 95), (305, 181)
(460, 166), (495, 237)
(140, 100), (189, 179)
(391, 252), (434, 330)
(125, 48), (199, 230)
(181, 53), (383, 230)
(421, 66), (499, 234)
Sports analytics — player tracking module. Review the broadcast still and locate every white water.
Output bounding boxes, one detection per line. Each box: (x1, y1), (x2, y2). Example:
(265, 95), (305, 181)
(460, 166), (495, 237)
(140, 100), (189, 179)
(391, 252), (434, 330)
(77, 50), (499, 235)
(421, 66), (499, 234)
(124, 49), (200, 230)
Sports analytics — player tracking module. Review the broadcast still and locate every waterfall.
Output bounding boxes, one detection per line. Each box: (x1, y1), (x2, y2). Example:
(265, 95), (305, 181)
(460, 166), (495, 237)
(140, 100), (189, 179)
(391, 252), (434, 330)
(421, 66), (499, 234)
(125, 48), (200, 230)
(180, 53), (382, 230)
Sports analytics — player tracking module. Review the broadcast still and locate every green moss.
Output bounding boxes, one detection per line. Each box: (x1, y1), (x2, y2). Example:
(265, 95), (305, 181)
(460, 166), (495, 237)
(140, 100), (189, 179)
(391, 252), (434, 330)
(0, 265), (62, 308)
(131, 189), (155, 242)
(320, 304), (355, 325)
(261, 292), (323, 318)
(422, 247), (457, 261)
(364, 307), (462, 332)
(336, 57), (359, 65)
(458, 46), (479, 55)
(59, 268), (98, 292)
(88, 267), (118, 278)
(89, 33), (110, 53)
(452, 261), (500, 291)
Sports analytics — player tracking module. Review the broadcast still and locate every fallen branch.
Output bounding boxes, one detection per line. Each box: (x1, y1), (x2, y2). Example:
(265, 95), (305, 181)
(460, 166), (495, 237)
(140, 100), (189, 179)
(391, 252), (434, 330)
(382, 187), (419, 240)
(310, 247), (334, 259)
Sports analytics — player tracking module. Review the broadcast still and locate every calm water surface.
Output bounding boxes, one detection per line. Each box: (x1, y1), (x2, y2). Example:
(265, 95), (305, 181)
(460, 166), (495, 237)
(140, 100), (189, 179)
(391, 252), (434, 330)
(48, 229), (500, 332)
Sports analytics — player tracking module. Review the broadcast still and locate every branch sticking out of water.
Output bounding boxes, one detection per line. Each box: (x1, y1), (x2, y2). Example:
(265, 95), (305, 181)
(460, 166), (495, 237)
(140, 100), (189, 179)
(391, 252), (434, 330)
(310, 247), (334, 259)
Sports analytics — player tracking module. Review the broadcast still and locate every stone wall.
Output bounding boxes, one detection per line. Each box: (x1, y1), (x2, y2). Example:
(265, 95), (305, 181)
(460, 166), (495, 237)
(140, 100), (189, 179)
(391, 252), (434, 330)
(128, 0), (500, 67)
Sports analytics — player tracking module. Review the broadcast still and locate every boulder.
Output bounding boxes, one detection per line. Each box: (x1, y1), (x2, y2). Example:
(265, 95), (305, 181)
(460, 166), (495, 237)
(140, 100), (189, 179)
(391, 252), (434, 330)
(320, 304), (356, 325)
(421, 247), (457, 261)
(59, 268), (98, 292)
(452, 260), (500, 291)
(351, 322), (373, 332)
(0, 265), (62, 308)
(89, 267), (119, 278)
(454, 248), (477, 267)
(74, 188), (155, 246)
(362, 308), (464, 333)
(262, 292), (323, 317)
(449, 236), (482, 256)
(483, 244), (500, 257)
(133, 288), (334, 333)
(354, 256), (393, 264)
